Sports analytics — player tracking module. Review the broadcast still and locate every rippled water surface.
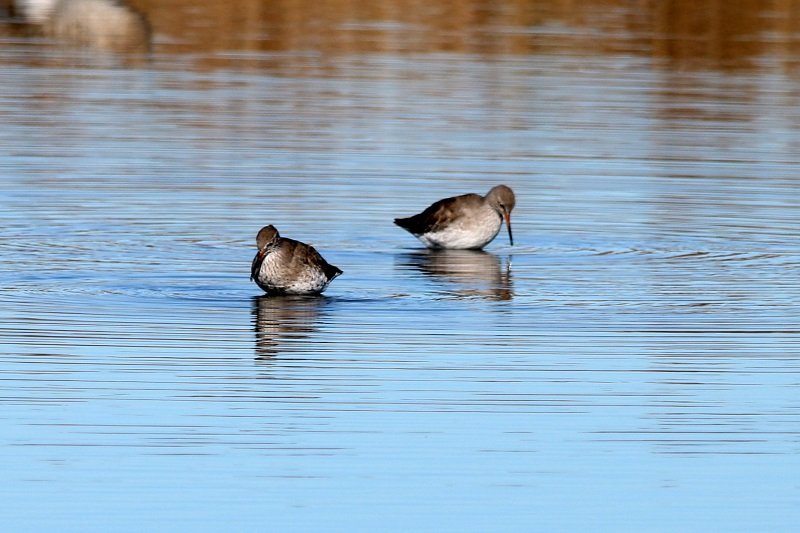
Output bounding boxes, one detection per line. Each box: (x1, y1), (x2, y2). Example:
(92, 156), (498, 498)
(1, 1), (800, 530)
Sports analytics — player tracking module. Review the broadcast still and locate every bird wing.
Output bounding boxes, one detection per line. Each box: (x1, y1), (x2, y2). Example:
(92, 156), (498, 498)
(285, 239), (343, 281)
(394, 193), (481, 235)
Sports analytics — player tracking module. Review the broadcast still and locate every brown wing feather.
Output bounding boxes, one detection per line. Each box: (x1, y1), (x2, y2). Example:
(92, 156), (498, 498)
(394, 193), (482, 235)
(283, 238), (343, 281)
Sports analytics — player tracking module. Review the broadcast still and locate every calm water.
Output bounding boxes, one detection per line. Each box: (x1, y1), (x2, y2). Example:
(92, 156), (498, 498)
(1, 1), (800, 530)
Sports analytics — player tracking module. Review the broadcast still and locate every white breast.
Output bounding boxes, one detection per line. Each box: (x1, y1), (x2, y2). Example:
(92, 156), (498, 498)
(419, 207), (502, 250)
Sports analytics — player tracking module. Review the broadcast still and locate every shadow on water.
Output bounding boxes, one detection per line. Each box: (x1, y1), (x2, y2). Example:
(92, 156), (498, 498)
(251, 294), (331, 360)
(397, 249), (513, 301)
(8, 0), (151, 53)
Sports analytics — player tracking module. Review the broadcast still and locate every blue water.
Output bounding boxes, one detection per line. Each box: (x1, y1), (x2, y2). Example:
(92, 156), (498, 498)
(1, 2), (800, 531)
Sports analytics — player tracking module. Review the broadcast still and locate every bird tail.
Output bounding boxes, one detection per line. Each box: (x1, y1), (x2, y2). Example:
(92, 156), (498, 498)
(326, 264), (343, 281)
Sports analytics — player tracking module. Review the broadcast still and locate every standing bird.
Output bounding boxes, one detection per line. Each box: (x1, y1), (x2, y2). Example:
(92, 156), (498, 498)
(394, 185), (515, 250)
(250, 225), (342, 295)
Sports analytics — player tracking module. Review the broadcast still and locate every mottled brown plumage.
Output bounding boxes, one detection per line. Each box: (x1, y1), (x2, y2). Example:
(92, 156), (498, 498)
(251, 225), (342, 295)
(396, 193), (482, 235)
(394, 185), (515, 249)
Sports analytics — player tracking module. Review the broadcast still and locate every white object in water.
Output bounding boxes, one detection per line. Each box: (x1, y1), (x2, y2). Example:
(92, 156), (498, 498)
(15, 0), (57, 23)
(16, 0), (151, 51)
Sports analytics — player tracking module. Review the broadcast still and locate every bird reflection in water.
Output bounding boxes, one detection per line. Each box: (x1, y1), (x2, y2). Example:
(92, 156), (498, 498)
(14, 0), (151, 52)
(399, 249), (513, 301)
(252, 295), (329, 359)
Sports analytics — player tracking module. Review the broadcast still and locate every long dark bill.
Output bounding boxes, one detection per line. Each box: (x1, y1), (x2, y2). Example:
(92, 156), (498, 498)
(250, 249), (266, 281)
(504, 210), (514, 246)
